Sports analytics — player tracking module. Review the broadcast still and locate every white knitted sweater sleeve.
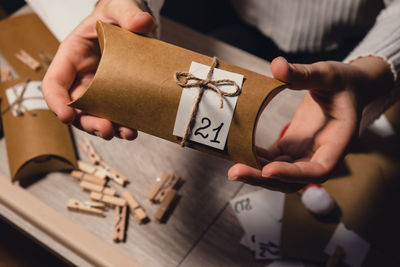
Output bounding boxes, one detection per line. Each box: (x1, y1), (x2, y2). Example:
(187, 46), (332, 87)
(343, 0), (400, 132)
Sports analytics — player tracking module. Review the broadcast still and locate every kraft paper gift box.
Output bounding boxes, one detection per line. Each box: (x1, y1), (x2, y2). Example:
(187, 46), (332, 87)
(70, 21), (286, 168)
(0, 14), (76, 181)
(280, 107), (400, 266)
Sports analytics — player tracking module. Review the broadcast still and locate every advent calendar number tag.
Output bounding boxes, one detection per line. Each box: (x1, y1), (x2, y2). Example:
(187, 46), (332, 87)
(173, 62), (243, 150)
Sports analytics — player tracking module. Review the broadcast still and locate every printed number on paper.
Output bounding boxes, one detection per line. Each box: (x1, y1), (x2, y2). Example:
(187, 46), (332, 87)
(173, 62), (243, 150)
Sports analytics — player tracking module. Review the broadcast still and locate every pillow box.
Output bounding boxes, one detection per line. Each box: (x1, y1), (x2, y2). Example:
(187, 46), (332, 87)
(0, 14), (77, 181)
(70, 21), (286, 168)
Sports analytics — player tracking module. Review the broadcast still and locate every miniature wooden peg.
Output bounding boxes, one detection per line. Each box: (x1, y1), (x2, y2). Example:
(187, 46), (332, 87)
(99, 161), (129, 186)
(122, 190), (140, 210)
(113, 205), (127, 242)
(15, 49), (41, 71)
(122, 190), (148, 224)
(78, 139), (129, 186)
(90, 192), (127, 207)
(154, 189), (177, 222)
(79, 181), (116, 196)
(78, 139), (101, 165)
(134, 208), (148, 224)
(84, 201), (106, 209)
(147, 172), (174, 203)
(67, 199), (104, 217)
(0, 67), (13, 82)
(38, 50), (53, 69)
(71, 170), (106, 186)
(77, 161), (108, 180)
(154, 175), (180, 203)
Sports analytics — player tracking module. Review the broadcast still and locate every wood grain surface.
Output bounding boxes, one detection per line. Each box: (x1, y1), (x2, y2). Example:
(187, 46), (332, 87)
(0, 9), (304, 267)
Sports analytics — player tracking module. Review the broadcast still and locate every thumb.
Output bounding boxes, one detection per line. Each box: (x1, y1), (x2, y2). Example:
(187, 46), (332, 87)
(271, 56), (335, 90)
(103, 0), (155, 34)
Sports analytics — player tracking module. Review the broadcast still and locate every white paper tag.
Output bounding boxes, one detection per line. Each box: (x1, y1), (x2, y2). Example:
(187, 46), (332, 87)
(324, 223), (370, 267)
(5, 81), (48, 116)
(230, 190), (285, 259)
(367, 114), (395, 138)
(240, 233), (256, 251)
(173, 61), (243, 150)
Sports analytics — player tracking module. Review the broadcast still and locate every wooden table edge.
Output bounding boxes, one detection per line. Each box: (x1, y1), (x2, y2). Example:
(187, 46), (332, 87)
(0, 177), (140, 267)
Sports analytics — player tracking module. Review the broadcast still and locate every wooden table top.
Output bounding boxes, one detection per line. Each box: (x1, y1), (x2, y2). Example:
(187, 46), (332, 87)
(0, 7), (305, 267)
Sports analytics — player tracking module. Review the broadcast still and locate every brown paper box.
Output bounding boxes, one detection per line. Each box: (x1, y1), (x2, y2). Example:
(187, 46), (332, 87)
(70, 21), (286, 168)
(280, 105), (400, 266)
(0, 14), (77, 181)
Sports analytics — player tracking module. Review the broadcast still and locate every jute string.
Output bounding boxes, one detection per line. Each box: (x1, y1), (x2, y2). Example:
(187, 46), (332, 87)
(175, 57), (241, 147)
(1, 79), (38, 116)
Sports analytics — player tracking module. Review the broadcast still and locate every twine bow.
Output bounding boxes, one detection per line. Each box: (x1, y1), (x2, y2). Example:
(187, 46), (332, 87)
(1, 79), (37, 116)
(175, 57), (241, 147)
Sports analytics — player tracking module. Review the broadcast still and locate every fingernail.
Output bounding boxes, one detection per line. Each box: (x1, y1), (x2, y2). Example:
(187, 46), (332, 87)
(118, 130), (126, 139)
(262, 173), (274, 178)
(229, 176), (246, 182)
(94, 131), (102, 138)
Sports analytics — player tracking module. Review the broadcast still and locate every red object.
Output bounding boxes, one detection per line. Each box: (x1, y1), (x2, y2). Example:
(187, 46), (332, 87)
(279, 123), (290, 140)
(303, 184), (321, 191)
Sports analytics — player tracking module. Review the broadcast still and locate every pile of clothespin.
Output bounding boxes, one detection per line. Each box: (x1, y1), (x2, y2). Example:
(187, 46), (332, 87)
(1, 49), (53, 83)
(67, 138), (184, 241)
(14, 49), (53, 72)
(147, 172), (183, 222)
(67, 139), (148, 242)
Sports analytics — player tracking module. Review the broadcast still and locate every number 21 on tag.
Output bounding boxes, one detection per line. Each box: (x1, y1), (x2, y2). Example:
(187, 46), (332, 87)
(194, 117), (224, 144)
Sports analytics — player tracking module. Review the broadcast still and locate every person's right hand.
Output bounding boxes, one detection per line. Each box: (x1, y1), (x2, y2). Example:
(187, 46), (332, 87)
(228, 56), (394, 192)
(42, 0), (155, 140)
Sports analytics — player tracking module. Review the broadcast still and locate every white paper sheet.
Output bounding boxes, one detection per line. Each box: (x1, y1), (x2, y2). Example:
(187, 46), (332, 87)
(173, 61), (243, 150)
(230, 190), (285, 259)
(25, 0), (96, 41)
(324, 223), (370, 267)
(5, 81), (48, 116)
(367, 114), (396, 138)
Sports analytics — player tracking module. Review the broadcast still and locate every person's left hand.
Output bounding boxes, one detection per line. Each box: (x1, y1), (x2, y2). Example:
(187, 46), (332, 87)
(228, 56), (393, 192)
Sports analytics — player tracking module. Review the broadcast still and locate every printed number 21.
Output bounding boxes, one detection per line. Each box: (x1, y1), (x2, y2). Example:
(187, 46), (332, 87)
(194, 117), (224, 144)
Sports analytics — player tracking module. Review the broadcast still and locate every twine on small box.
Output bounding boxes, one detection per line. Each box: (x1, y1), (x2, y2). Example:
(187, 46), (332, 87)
(175, 57), (241, 147)
(1, 79), (39, 116)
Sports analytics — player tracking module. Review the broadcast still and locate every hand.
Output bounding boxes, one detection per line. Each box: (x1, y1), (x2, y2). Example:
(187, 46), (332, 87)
(42, 0), (155, 140)
(228, 56), (393, 192)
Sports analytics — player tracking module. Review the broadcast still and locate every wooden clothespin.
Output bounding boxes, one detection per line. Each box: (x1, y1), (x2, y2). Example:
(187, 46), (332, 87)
(84, 201), (106, 209)
(67, 199), (104, 217)
(154, 189), (177, 222)
(71, 170), (106, 186)
(99, 161), (129, 186)
(113, 205), (127, 242)
(90, 192), (127, 207)
(147, 172), (179, 203)
(154, 175), (180, 203)
(77, 160), (108, 180)
(79, 181), (116, 196)
(326, 245), (345, 267)
(122, 190), (148, 224)
(78, 139), (129, 186)
(78, 139), (101, 165)
(15, 49), (41, 71)
(37, 51), (53, 69)
(0, 67), (13, 82)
